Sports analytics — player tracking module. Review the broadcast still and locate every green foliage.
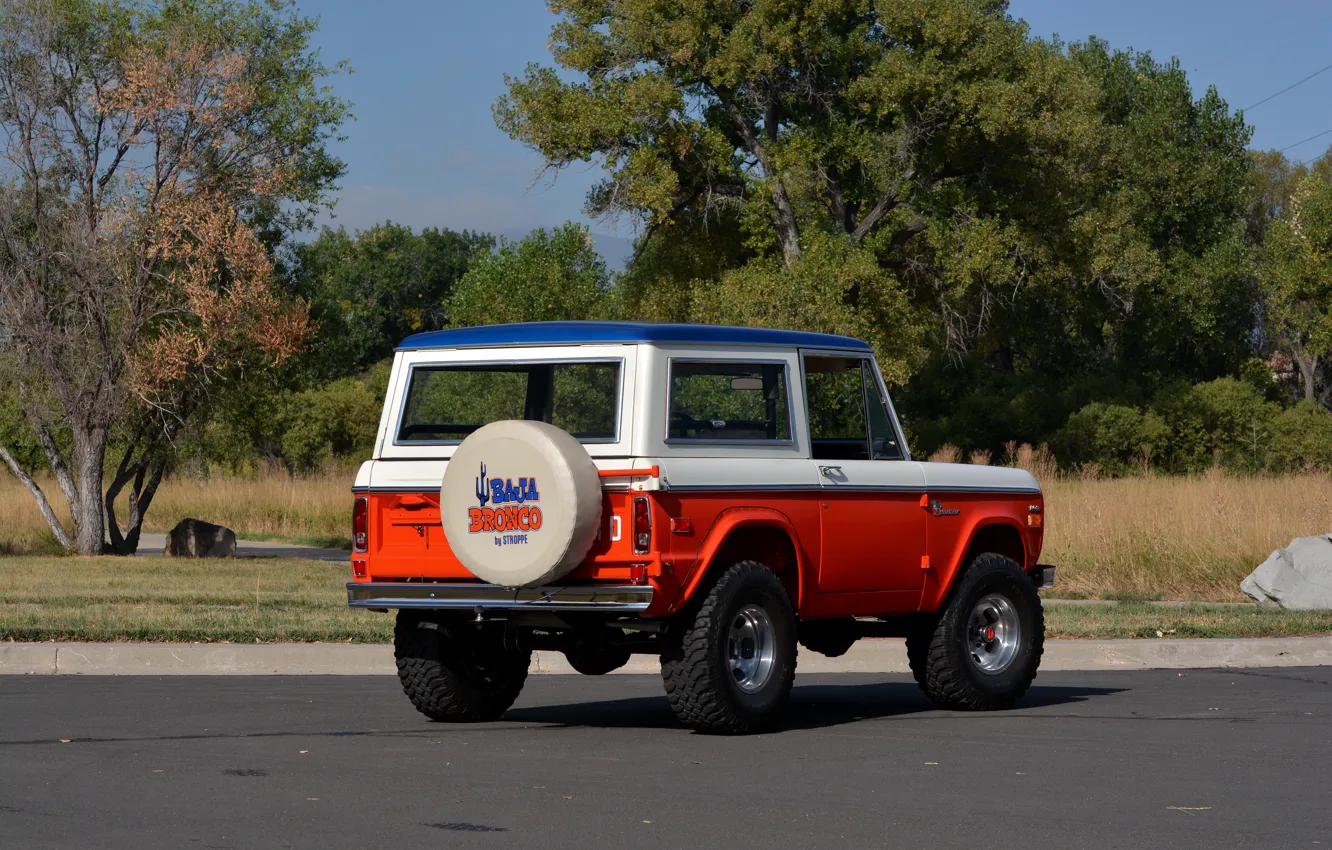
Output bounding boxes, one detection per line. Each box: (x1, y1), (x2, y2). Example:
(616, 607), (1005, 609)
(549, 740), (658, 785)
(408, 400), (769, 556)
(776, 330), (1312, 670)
(1151, 378), (1279, 473)
(448, 223), (612, 326)
(0, 387), (42, 472)
(279, 365), (388, 473)
(688, 237), (926, 385)
(1260, 167), (1332, 401)
(289, 223), (493, 379)
(497, 2), (1257, 452)
(1267, 401), (1332, 472)
(1055, 403), (1168, 474)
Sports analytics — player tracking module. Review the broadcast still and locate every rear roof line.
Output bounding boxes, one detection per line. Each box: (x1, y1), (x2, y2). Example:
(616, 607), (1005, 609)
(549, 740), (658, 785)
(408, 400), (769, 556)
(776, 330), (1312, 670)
(396, 321), (872, 352)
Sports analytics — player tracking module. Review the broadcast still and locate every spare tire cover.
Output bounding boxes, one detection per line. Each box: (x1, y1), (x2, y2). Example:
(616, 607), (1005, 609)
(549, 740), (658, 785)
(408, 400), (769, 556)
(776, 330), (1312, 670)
(441, 420), (603, 587)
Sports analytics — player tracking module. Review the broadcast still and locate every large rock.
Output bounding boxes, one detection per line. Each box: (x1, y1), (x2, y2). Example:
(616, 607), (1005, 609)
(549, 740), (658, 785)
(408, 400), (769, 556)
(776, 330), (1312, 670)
(1241, 535), (1332, 610)
(163, 518), (237, 558)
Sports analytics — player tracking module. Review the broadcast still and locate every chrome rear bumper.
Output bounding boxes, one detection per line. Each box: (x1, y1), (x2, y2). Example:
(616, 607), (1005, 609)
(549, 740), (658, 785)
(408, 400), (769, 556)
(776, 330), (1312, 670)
(346, 581), (654, 612)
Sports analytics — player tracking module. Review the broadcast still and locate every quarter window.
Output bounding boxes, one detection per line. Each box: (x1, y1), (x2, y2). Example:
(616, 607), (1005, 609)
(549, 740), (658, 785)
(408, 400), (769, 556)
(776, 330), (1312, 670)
(667, 361), (791, 441)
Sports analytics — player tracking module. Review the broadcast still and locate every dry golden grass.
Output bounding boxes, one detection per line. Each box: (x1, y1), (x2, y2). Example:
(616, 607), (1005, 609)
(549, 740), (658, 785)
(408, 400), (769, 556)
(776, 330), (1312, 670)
(0, 478), (72, 555)
(0, 470), (352, 553)
(142, 471), (351, 544)
(2, 467), (1331, 602)
(1043, 470), (1332, 601)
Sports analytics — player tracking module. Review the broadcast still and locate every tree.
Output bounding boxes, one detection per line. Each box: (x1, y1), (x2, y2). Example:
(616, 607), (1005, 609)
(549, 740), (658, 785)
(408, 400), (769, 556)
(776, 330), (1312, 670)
(1260, 161), (1332, 405)
(448, 223), (612, 327)
(0, 0), (348, 554)
(288, 223), (494, 380)
(495, 2), (1252, 399)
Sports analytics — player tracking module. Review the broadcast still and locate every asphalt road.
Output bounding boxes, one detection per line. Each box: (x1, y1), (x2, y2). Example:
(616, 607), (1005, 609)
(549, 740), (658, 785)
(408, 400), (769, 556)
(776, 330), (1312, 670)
(2, 669), (1330, 849)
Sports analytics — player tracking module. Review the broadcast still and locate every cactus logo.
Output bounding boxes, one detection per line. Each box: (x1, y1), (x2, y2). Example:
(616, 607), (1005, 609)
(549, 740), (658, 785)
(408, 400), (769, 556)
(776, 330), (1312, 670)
(468, 462), (542, 544)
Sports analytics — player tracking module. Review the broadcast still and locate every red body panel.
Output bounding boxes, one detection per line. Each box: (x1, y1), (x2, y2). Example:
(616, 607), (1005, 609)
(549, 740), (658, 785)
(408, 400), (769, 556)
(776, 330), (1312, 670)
(352, 485), (1045, 619)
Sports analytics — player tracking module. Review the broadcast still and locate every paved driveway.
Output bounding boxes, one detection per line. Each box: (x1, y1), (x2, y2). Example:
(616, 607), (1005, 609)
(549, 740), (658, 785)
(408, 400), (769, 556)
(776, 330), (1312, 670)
(135, 532), (349, 562)
(2, 668), (1330, 848)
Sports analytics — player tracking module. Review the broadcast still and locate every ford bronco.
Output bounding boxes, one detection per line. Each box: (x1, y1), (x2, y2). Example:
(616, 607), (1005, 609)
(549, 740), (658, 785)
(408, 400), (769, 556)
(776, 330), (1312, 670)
(348, 322), (1054, 734)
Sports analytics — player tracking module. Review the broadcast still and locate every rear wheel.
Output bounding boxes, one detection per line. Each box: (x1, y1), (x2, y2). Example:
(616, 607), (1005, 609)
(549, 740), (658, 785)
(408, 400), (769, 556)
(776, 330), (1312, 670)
(916, 553), (1044, 710)
(394, 611), (531, 722)
(661, 561), (798, 734)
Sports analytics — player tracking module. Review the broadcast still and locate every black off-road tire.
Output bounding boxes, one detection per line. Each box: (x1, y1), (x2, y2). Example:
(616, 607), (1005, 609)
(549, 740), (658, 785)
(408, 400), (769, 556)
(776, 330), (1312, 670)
(917, 553), (1044, 711)
(394, 611), (531, 722)
(661, 561), (798, 735)
(905, 625), (932, 689)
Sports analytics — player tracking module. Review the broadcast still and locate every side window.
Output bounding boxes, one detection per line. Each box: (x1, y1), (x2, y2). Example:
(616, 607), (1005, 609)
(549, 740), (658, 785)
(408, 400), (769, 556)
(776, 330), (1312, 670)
(667, 361), (791, 441)
(804, 355), (869, 460)
(863, 365), (904, 460)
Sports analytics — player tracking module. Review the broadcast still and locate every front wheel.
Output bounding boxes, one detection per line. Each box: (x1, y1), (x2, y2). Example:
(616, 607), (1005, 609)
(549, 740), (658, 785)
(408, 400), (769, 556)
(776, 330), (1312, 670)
(394, 611), (531, 722)
(915, 553), (1044, 710)
(661, 561), (798, 734)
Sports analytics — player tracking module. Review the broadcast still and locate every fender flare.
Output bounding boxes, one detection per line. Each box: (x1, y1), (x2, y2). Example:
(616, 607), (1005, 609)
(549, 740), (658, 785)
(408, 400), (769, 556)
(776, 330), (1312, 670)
(670, 507), (810, 612)
(923, 516), (1029, 612)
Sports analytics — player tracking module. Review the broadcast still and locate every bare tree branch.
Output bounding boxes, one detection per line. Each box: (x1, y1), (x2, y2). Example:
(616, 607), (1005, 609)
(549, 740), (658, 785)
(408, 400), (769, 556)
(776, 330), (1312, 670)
(0, 444), (71, 549)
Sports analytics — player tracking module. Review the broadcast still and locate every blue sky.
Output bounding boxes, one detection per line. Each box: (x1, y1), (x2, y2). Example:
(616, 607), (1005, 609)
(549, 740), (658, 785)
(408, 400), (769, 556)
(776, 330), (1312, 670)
(306, 0), (1332, 262)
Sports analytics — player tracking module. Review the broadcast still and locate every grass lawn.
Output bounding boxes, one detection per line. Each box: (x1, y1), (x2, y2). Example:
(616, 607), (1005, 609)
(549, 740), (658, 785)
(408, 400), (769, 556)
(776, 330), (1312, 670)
(3, 556), (1331, 643)
(0, 556), (389, 643)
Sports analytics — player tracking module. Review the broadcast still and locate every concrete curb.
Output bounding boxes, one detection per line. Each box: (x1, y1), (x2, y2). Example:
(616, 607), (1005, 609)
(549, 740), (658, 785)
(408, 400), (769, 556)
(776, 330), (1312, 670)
(4, 636), (1331, 676)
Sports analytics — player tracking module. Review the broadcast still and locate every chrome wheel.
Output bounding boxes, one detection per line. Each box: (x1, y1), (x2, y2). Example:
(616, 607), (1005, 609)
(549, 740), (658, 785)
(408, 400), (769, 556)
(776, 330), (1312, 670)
(967, 593), (1021, 674)
(727, 604), (776, 693)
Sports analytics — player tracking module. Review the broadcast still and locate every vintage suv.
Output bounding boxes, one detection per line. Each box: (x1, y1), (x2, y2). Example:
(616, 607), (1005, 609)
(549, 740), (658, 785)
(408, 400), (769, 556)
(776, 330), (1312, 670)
(348, 322), (1053, 734)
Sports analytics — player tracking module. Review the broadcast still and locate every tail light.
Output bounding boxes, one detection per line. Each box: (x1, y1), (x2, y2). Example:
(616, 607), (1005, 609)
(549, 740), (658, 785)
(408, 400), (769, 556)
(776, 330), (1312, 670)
(352, 496), (368, 552)
(633, 496), (652, 555)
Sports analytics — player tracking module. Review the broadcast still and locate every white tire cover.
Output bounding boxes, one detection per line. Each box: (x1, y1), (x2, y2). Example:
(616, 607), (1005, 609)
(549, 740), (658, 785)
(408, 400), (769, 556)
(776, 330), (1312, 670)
(441, 420), (603, 587)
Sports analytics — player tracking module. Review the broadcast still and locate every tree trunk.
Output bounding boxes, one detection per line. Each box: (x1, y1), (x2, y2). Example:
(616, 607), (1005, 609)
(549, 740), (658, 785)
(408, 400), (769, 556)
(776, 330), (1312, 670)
(715, 88), (802, 267)
(1294, 349), (1318, 403)
(105, 447), (167, 556)
(769, 181), (803, 268)
(70, 430), (108, 555)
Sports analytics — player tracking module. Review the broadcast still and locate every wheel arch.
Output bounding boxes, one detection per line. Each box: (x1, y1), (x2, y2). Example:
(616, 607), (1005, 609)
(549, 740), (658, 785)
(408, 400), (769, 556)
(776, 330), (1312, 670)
(963, 521), (1027, 569)
(670, 508), (809, 614)
(922, 518), (1029, 612)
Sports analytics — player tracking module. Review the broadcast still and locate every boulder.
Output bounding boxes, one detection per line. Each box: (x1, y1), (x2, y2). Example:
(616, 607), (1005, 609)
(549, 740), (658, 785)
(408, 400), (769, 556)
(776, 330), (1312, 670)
(1241, 535), (1332, 610)
(163, 518), (237, 558)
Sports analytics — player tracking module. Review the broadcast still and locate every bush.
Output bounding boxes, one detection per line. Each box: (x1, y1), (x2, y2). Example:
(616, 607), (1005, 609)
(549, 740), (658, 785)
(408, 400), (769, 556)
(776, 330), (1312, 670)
(1267, 400), (1332, 471)
(448, 223), (611, 326)
(280, 373), (383, 473)
(1054, 402), (1167, 475)
(1152, 378), (1278, 472)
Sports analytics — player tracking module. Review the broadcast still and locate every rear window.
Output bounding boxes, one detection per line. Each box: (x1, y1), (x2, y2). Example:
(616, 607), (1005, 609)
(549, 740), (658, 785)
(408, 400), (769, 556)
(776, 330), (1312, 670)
(396, 361), (621, 443)
(667, 361), (791, 441)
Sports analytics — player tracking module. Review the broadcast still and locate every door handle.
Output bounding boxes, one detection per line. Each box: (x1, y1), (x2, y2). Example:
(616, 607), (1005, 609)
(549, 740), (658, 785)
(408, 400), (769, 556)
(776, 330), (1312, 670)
(819, 465), (843, 477)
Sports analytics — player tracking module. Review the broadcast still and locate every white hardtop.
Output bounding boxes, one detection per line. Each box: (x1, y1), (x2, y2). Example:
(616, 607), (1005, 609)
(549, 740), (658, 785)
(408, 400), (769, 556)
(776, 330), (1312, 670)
(356, 340), (1039, 496)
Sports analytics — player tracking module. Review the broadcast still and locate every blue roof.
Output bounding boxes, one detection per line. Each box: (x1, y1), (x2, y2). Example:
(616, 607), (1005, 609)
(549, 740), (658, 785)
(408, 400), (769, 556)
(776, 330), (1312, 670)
(398, 322), (872, 352)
